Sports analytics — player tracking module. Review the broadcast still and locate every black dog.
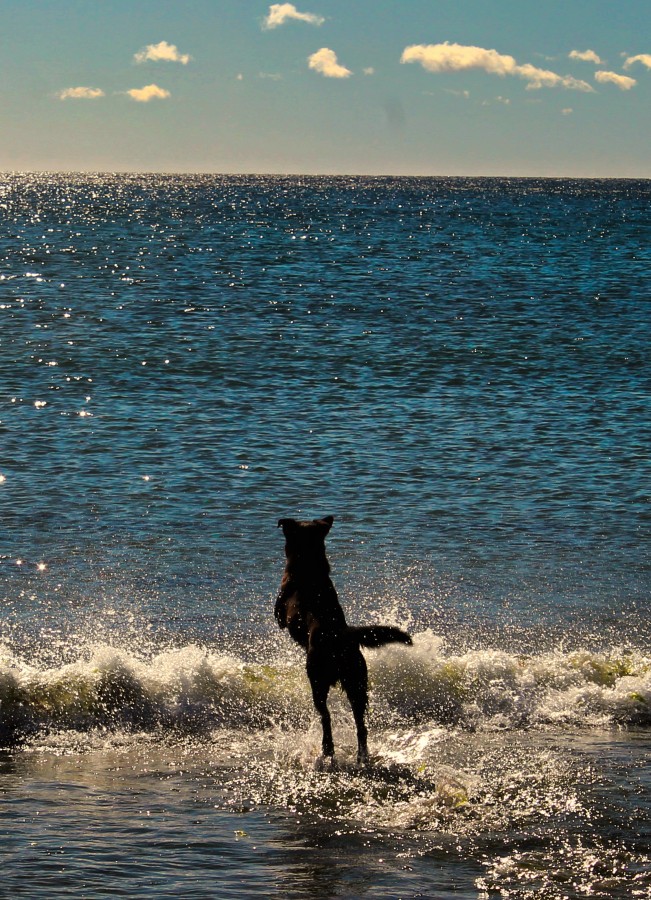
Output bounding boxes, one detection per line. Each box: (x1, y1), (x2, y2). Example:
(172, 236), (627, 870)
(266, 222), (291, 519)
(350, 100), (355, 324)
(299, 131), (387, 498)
(275, 516), (412, 764)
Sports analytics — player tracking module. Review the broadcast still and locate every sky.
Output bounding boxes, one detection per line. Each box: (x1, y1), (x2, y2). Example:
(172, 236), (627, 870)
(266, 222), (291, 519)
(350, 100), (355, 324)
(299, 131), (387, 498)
(1, 0), (651, 176)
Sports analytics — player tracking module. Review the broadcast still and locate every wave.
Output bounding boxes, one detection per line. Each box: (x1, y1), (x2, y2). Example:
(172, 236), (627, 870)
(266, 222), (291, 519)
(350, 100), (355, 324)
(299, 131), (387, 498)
(1, 630), (649, 746)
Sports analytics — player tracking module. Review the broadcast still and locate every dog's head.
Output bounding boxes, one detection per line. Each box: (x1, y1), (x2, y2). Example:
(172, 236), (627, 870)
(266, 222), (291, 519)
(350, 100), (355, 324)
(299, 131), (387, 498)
(278, 516), (334, 564)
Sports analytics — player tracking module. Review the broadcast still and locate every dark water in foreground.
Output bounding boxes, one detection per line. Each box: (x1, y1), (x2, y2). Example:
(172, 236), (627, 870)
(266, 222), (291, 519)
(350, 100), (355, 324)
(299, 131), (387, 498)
(0, 174), (650, 897)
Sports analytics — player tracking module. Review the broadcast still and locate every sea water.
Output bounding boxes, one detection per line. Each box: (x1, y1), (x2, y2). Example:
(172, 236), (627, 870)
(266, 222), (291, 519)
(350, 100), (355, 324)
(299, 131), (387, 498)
(0, 174), (649, 898)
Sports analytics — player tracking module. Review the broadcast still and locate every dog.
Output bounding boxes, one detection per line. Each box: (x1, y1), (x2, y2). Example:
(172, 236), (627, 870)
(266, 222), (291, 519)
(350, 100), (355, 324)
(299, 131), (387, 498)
(274, 515), (412, 764)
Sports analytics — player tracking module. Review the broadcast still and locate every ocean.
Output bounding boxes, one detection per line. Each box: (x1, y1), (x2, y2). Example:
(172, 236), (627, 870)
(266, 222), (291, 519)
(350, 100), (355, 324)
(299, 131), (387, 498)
(0, 173), (649, 898)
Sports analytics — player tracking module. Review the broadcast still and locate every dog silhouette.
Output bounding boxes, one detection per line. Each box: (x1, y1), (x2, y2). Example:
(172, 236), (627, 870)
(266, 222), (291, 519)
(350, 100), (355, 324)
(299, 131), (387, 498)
(275, 516), (412, 763)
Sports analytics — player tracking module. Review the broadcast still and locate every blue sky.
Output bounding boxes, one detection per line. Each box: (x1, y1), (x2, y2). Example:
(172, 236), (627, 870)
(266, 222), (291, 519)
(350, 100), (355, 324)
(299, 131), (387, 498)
(2, 0), (650, 175)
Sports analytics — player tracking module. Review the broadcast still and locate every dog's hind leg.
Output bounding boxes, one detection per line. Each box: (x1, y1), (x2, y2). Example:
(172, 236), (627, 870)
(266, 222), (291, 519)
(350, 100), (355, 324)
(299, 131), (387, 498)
(309, 676), (335, 758)
(341, 654), (370, 765)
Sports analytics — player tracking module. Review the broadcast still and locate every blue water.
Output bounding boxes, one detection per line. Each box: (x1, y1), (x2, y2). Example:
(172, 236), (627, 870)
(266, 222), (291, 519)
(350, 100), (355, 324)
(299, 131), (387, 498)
(1, 174), (650, 898)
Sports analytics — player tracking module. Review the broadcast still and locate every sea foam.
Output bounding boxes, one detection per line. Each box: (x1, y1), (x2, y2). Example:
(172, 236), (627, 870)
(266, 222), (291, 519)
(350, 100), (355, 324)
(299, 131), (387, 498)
(1, 631), (649, 746)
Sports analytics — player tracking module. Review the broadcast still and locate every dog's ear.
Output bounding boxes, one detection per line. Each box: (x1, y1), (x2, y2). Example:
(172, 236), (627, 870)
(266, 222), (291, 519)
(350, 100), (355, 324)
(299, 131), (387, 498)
(278, 518), (298, 532)
(318, 515), (334, 533)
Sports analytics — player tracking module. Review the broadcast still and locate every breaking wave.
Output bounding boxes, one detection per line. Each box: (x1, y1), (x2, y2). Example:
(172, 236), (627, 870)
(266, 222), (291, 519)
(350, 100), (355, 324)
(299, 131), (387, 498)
(1, 630), (649, 747)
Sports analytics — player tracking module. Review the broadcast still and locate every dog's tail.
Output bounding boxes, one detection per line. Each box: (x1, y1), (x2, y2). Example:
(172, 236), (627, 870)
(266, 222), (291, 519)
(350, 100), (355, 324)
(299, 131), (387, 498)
(348, 625), (412, 648)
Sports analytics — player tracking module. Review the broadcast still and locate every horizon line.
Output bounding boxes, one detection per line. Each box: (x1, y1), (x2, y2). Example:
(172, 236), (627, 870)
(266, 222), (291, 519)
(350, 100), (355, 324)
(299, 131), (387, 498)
(2, 168), (651, 181)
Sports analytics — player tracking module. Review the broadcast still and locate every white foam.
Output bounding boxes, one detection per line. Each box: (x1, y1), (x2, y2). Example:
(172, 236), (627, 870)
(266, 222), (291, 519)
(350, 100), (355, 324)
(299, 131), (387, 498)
(1, 632), (649, 747)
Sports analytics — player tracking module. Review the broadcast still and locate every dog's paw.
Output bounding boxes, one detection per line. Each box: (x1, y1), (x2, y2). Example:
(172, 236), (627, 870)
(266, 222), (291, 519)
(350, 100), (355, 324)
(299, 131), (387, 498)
(314, 754), (338, 772)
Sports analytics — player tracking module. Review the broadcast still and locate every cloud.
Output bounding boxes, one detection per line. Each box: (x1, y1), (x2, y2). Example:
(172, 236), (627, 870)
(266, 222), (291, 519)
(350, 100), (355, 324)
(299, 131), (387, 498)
(443, 88), (471, 99)
(308, 47), (352, 78)
(125, 84), (171, 102)
(481, 95), (511, 107)
(569, 49), (603, 64)
(134, 41), (191, 65)
(363, 67), (375, 76)
(562, 107), (574, 115)
(263, 3), (324, 29)
(624, 53), (651, 71)
(595, 70), (637, 90)
(400, 42), (594, 92)
(57, 86), (105, 100)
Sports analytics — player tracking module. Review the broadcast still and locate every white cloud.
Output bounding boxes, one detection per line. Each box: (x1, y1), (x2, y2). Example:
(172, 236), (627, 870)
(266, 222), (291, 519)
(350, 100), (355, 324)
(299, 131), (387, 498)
(443, 88), (471, 99)
(363, 67), (375, 76)
(308, 47), (352, 78)
(481, 95), (511, 107)
(595, 70), (637, 90)
(623, 53), (651, 70)
(569, 49), (603, 64)
(402, 43), (513, 75)
(125, 84), (171, 102)
(134, 41), (191, 65)
(57, 86), (105, 100)
(400, 42), (594, 92)
(562, 107), (574, 115)
(263, 3), (324, 29)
